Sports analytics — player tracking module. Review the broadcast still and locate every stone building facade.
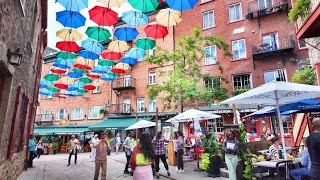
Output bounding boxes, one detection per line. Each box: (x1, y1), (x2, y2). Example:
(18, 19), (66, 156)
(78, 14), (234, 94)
(0, 0), (47, 179)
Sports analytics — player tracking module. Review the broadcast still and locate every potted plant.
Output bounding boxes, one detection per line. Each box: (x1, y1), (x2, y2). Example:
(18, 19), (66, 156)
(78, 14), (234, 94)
(107, 138), (114, 156)
(50, 142), (58, 155)
(233, 88), (250, 96)
(236, 124), (252, 180)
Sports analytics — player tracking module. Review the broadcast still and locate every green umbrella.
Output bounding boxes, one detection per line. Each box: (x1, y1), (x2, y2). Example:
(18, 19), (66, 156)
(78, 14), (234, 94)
(79, 77), (93, 84)
(47, 86), (60, 93)
(107, 72), (120, 77)
(44, 74), (59, 82)
(77, 88), (88, 93)
(56, 51), (77, 59)
(85, 26), (112, 42)
(135, 37), (156, 50)
(73, 68), (89, 74)
(98, 59), (116, 66)
(128, 0), (159, 13)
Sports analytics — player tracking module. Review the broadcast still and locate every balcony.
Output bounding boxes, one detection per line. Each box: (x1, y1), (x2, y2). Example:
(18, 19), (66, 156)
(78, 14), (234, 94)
(296, 0), (320, 39)
(246, 0), (289, 19)
(35, 114), (54, 124)
(107, 104), (132, 115)
(252, 35), (295, 59)
(111, 77), (136, 91)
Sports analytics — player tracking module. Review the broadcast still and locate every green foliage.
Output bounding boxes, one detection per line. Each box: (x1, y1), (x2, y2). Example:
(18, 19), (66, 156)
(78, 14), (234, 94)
(239, 124), (252, 179)
(291, 67), (316, 85)
(233, 88), (250, 96)
(200, 153), (211, 170)
(289, 0), (311, 22)
(201, 128), (221, 155)
(99, 108), (106, 114)
(50, 142), (59, 150)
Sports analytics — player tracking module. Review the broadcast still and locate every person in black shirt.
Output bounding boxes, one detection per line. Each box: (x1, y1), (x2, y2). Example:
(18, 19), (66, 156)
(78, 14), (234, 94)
(306, 118), (320, 179)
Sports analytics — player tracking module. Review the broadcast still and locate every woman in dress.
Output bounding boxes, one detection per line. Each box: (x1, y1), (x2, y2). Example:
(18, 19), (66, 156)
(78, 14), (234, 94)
(222, 130), (240, 180)
(114, 133), (122, 155)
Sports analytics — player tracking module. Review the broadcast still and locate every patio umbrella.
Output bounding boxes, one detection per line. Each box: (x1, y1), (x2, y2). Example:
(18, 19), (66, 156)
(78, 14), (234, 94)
(56, 28), (83, 41)
(84, 84), (96, 91)
(243, 106), (276, 119)
(122, 10), (149, 26)
(56, 51), (77, 59)
(81, 39), (104, 54)
(79, 76), (93, 84)
(111, 67), (126, 74)
(50, 67), (67, 74)
(166, 109), (221, 123)
(166, 0), (198, 12)
(144, 24), (168, 39)
(55, 0), (88, 12)
(39, 80), (53, 89)
(74, 56), (95, 70)
(97, 0), (126, 8)
(56, 10), (86, 28)
(156, 8), (182, 27)
(128, 0), (160, 13)
(44, 73), (59, 82)
(56, 41), (80, 52)
(92, 65), (109, 74)
(114, 26), (139, 41)
(101, 51), (123, 60)
(220, 81), (320, 160)
(115, 63), (131, 71)
(126, 48), (146, 60)
(98, 59), (116, 66)
(101, 74), (117, 81)
(135, 37), (156, 50)
(78, 50), (99, 60)
(86, 73), (102, 79)
(125, 120), (156, 130)
(120, 57), (138, 65)
(85, 26), (111, 42)
(89, 6), (118, 26)
(107, 40), (130, 53)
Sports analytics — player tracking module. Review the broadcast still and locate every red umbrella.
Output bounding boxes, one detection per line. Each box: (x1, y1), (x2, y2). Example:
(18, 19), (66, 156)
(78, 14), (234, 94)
(101, 51), (123, 60)
(84, 84), (96, 91)
(144, 24), (168, 39)
(111, 67), (126, 74)
(56, 41), (80, 52)
(54, 83), (68, 89)
(158, 0), (165, 3)
(50, 67), (67, 74)
(89, 6), (118, 26)
(86, 73), (102, 79)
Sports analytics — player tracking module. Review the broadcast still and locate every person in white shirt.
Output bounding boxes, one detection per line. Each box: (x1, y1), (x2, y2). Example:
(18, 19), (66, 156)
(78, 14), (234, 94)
(114, 133), (122, 155)
(90, 134), (99, 162)
(67, 135), (80, 166)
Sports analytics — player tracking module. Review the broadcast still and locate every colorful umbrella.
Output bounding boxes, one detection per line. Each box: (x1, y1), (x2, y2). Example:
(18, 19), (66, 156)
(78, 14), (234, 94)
(166, 0), (198, 12)
(54, 77), (75, 89)
(73, 68), (89, 74)
(107, 40), (130, 53)
(56, 41), (80, 52)
(101, 51), (122, 60)
(101, 74), (117, 81)
(56, 28), (83, 41)
(81, 39), (104, 54)
(67, 71), (83, 78)
(47, 86), (61, 92)
(39, 89), (54, 96)
(78, 50), (99, 60)
(79, 76), (93, 84)
(98, 59), (116, 66)
(135, 37), (156, 50)
(122, 10), (149, 26)
(44, 73), (59, 82)
(121, 57), (138, 65)
(53, 58), (75, 68)
(145, 24), (168, 39)
(84, 84), (96, 90)
(74, 57), (95, 70)
(40, 80), (53, 89)
(156, 8), (182, 27)
(89, 6), (118, 26)
(56, 51), (77, 59)
(50, 67), (67, 74)
(92, 65), (109, 74)
(77, 88), (89, 93)
(126, 48), (146, 60)
(128, 0), (160, 13)
(111, 67), (127, 74)
(56, 10), (86, 28)
(115, 63), (131, 71)
(65, 91), (83, 97)
(54, 82), (68, 89)
(86, 73), (102, 79)
(107, 72), (120, 77)
(67, 82), (85, 91)
(85, 26), (111, 42)
(97, 0), (126, 8)
(114, 26), (139, 41)
(55, 0), (88, 12)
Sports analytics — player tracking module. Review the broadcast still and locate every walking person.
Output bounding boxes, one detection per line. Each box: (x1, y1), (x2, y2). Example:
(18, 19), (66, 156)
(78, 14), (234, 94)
(67, 135), (80, 166)
(36, 140), (43, 159)
(28, 134), (37, 168)
(176, 130), (185, 173)
(90, 134), (99, 162)
(306, 118), (320, 179)
(172, 131), (178, 172)
(130, 132), (155, 180)
(123, 131), (135, 174)
(114, 133), (122, 155)
(222, 130), (240, 180)
(93, 132), (111, 180)
(152, 131), (171, 179)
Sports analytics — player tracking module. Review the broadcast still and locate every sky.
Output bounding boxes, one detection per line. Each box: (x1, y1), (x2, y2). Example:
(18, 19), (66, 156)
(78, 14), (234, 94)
(47, 0), (133, 49)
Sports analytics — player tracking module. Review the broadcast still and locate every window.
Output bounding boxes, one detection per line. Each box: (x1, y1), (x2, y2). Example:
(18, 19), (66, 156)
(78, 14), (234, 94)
(89, 106), (103, 119)
(148, 99), (156, 112)
(208, 118), (224, 133)
(71, 108), (84, 120)
(262, 33), (279, 51)
(258, 0), (272, 10)
(41, 110), (53, 121)
(202, 11), (215, 29)
(137, 98), (145, 113)
(56, 109), (67, 120)
(124, 75), (131, 87)
(123, 99), (131, 113)
(298, 39), (307, 49)
(93, 85), (101, 93)
(204, 77), (220, 89)
(232, 39), (246, 60)
(271, 116), (293, 134)
(233, 74), (251, 89)
(204, 46), (217, 64)
(148, 48), (156, 57)
(229, 3), (243, 22)
(264, 69), (287, 83)
(148, 70), (156, 85)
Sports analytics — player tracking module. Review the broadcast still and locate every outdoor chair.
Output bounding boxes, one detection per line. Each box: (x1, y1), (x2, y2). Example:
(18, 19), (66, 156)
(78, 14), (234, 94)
(247, 155), (270, 180)
(275, 160), (293, 180)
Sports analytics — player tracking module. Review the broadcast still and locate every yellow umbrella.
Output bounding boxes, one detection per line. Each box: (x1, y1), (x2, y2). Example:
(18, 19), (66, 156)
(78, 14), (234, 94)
(107, 40), (130, 53)
(58, 77), (75, 85)
(97, 0), (126, 8)
(56, 28), (83, 41)
(115, 63), (131, 71)
(156, 8), (182, 27)
(74, 56), (95, 70)
(93, 79), (104, 86)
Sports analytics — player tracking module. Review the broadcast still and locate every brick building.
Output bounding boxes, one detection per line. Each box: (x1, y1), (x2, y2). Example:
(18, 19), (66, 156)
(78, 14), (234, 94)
(0, 0), (47, 179)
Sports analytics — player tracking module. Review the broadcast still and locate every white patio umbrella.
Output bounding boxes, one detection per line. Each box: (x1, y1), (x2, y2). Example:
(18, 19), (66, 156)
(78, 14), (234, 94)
(165, 109), (221, 123)
(220, 81), (320, 159)
(243, 106), (276, 118)
(125, 120), (156, 130)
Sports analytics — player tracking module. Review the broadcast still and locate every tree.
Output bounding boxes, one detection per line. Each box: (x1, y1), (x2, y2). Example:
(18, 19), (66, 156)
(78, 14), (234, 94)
(146, 28), (231, 112)
(291, 67), (317, 85)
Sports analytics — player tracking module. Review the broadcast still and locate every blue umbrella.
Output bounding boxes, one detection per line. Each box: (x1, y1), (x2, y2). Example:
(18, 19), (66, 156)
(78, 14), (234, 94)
(67, 71), (83, 78)
(53, 58), (75, 68)
(114, 27), (139, 41)
(56, 10), (86, 28)
(122, 10), (149, 26)
(166, 0), (198, 12)
(55, 0), (88, 12)
(120, 57), (138, 65)
(81, 39), (104, 54)
(39, 89), (54, 96)
(79, 50), (99, 60)
(67, 82), (85, 91)
(39, 80), (53, 89)
(92, 65), (109, 74)
(65, 91), (83, 96)
(126, 48), (146, 60)
(101, 74), (117, 81)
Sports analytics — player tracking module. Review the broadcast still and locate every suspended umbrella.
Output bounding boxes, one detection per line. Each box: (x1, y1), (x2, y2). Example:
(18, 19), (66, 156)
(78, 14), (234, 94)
(67, 82), (85, 91)
(66, 91), (83, 97)
(93, 79), (105, 86)
(39, 89), (54, 96)
(101, 74), (117, 81)
(54, 77), (75, 89)
(114, 26), (139, 41)
(107, 72), (120, 77)
(53, 58), (75, 68)
(74, 56), (95, 70)
(55, 90), (67, 98)
(55, 0), (88, 12)
(79, 76), (93, 84)
(84, 84), (96, 91)
(101, 51), (122, 60)
(107, 40), (130, 53)
(128, 0), (160, 13)
(56, 28), (83, 41)
(156, 8), (182, 27)
(92, 65), (109, 74)
(126, 48), (146, 60)
(44, 73), (59, 82)
(67, 71), (83, 78)
(47, 86), (61, 93)
(122, 10), (149, 27)
(56, 41), (80, 52)
(111, 67), (127, 74)
(56, 51), (77, 59)
(54, 82), (68, 89)
(115, 63), (131, 71)
(120, 57), (138, 65)
(144, 24), (168, 39)
(81, 39), (104, 54)
(78, 50), (99, 60)
(97, 0), (126, 8)
(166, 0), (198, 12)
(86, 73), (102, 79)
(98, 59), (116, 66)
(77, 88), (89, 93)
(50, 67), (67, 74)
(40, 80), (53, 89)
(85, 26), (111, 42)
(56, 10), (86, 28)
(73, 68), (89, 74)
(89, 6), (118, 26)
(135, 37), (156, 50)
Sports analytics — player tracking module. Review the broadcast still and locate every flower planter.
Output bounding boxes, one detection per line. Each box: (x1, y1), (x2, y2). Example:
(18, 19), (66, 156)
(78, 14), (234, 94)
(207, 155), (222, 177)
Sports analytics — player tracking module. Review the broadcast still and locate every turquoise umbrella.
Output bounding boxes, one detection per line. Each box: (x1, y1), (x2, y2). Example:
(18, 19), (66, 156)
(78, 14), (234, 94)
(122, 10), (149, 26)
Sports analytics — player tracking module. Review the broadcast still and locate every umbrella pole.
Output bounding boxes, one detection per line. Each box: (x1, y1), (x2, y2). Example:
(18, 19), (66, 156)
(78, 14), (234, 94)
(136, 113), (138, 139)
(275, 91), (288, 160)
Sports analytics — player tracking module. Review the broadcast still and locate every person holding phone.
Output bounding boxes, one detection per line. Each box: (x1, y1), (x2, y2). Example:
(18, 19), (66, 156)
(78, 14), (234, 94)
(222, 130), (240, 180)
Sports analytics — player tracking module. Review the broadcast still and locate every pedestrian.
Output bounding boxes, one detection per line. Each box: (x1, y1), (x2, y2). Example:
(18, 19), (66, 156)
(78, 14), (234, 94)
(152, 131), (171, 179)
(28, 134), (37, 168)
(222, 130), (240, 180)
(290, 138), (311, 180)
(123, 131), (135, 174)
(93, 132), (111, 180)
(67, 134), (80, 166)
(172, 131), (178, 172)
(36, 140), (43, 159)
(130, 132), (155, 180)
(176, 130), (185, 173)
(306, 118), (320, 179)
(114, 133), (122, 155)
(90, 134), (99, 162)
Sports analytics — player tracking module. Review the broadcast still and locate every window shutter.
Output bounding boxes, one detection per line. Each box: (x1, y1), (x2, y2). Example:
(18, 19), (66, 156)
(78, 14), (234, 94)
(19, 97), (30, 151)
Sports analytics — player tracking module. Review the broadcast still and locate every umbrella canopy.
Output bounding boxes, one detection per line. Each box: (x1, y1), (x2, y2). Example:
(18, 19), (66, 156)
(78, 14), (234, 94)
(125, 120), (156, 130)
(166, 109), (221, 123)
(107, 72), (120, 77)
(120, 57), (138, 65)
(126, 48), (146, 60)
(74, 57), (95, 70)
(101, 51), (123, 60)
(81, 39), (104, 54)
(79, 76), (93, 84)
(98, 59), (116, 66)
(78, 50), (99, 60)
(56, 41), (80, 52)
(55, 0), (88, 12)
(156, 8), (182, 27)
(166, 0), (198, 12)
(135, 37), (156, 50)
(107, 40), (130, 53)
(122, 10), (149, 26)
(111, 67), (126, 74)
(56, 10), (86, 28)
(144, 24), (168, 39)
(56, 28), (83, 41)
(44, 74), (59, 82)
(39, 89), (54, 96)
(89, 6), (118, 26)
(86, 73), (102, 79)
(50, 67), (67, 74)
(67, 82), (85, 91)
(101, 74), (117, 81)
(84, 84), (96, 90)
(115, 63), (131, 71)
(97, 0), (126, 8)
(114, 26), (139, 41)
(47, 86), (61, 92)
(85, 26), (111, 42)
(128, 0), (160, 13)
(77, 88), (89, 93)
(243, 106), (276, 119)
(73, 68), (89, 74)
(56, 51), (77, 59)
(92, 65), (109, 74)
(53, 58), (75, 69)
(39, 80), (53, 89)
(65, 91), (83, 97)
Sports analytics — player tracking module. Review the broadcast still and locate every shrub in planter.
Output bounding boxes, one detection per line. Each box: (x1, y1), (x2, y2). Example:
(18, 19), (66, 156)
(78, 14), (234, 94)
(50, 142), (59, 154)
(107, 138), (114, 155)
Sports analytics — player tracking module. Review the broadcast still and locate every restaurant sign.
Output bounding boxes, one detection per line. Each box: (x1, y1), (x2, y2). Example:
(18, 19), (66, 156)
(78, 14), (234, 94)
(205, 108), (257, 114)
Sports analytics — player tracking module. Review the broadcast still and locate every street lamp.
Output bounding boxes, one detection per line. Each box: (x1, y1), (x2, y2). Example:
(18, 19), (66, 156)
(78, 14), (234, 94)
(7, 48), (22, 66)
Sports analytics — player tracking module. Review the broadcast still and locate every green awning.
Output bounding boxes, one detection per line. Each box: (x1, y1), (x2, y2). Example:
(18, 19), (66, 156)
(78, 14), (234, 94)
(88, 118), (152, 131)
(34, 127), (89, 135)
(34, 128), (54, 135)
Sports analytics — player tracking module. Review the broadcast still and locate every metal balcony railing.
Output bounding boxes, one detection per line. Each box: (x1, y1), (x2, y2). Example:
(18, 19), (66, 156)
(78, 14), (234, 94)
(296, 0), (320, 30)
(35, 114), (54, 122)
(108, 103), (132, 114)
(111, 77), (136, 90)
(247, 0), (289, 19)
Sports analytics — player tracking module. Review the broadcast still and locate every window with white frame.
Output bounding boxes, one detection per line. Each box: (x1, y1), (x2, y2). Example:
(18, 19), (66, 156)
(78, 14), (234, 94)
(124, 75), (131, 87)
(123, 99), (131, 113)
(148, 99), (156, 112)
(149, 48), (156, 57)
(232, 39), (246, 60)
(264, 69), (287, 83)
(202, 11), (215, 29)
(298, 39), (307, 49)
(271, 116), (293, 134)
(89, 106), (103, 119)
(229, 3), (243, 22)
(258, 0), (273, 10)
(263, 33), (279, 51)
(93, 85), (101, 94)
(204, 46), (217, 64)
(137, 98), (145, 112)
(148, 70), (156, 85)
(233, 74), (251, 89)
(71, 108), (84, 120)
(41, 110), (53, 121)
(56, 109), (67, 121)
(204, 77), (220, 89)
